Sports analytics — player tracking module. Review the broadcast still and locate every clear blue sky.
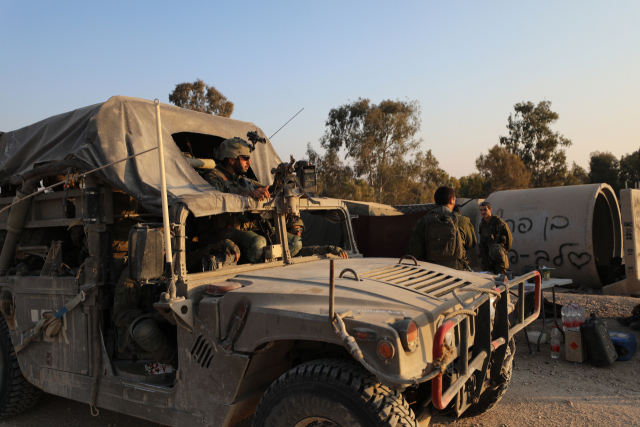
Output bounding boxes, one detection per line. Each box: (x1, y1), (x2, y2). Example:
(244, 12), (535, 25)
(1, 1), (638, 177)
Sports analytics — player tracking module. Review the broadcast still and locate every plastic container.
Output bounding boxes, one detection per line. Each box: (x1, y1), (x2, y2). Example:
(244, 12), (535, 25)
(580, 314), (618, 367)
(550, 326), (560, 359)
(608, 331), (637, 361)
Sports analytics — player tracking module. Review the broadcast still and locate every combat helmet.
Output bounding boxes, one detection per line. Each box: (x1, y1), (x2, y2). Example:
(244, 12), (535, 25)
(215, 137), (252, 161)
(286, 215), (305, 231)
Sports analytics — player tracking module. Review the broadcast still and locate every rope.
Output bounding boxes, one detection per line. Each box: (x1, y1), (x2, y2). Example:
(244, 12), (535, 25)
(444, 309), (477, 321)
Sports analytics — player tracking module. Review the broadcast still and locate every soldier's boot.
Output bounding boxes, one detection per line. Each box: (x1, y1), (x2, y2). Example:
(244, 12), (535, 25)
(130, 317), (178, 367)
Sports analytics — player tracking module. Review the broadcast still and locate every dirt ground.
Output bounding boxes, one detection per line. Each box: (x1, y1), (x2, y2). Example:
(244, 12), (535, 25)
(0, 291), (638, 427)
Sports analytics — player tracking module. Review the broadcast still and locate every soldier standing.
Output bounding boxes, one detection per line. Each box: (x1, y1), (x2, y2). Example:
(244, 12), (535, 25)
(197, 137), (270, 263)
(407, 186), (476, 270)
(478, 201), (513, 274)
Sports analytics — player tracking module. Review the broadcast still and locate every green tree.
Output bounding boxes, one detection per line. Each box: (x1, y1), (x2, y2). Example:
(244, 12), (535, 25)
(320, 98), (423, 202)
(458, 174), (488, 198)
(499, 100), (572, 188)
(169, 79), (234, 117)
(564, 162), (590, 186)
(476, 145), (532, 193)
(620, 149), (640, 189)
(589, 151), (620, 192)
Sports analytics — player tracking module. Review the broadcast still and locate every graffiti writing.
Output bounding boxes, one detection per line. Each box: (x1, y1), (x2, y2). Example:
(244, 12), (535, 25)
(550, 216), (569, 230)
(568, 251), (591, 269)
(505, 219), (515, 233)
(553, 243), (578, 266)
(517, 218), (533, 233)
(535, 250), (550, 266)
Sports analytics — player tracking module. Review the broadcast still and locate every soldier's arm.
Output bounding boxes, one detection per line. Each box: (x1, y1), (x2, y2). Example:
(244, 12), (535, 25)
(112, 267), (143, 329)
(297, 245), (348, 259)
(202, 171), (227, 193)
(498, 220), (513, 251)
(406, 220), (427, 261)
(460, 217), (477, 250)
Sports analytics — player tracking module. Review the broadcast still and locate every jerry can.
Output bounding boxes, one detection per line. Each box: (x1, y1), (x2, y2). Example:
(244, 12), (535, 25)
(608, 331), (637, 361)
(580, 314), (618, 367)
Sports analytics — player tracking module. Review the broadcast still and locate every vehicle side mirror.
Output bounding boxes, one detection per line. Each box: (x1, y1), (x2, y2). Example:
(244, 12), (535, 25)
(128, 225), (164, 281)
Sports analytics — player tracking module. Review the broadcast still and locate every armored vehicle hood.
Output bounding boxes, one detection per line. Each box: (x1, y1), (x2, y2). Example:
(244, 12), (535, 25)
(0, 96), (282, 217)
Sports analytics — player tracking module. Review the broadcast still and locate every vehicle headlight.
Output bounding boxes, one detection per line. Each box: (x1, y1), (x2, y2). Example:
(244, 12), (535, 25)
(392, 318), (419, 352)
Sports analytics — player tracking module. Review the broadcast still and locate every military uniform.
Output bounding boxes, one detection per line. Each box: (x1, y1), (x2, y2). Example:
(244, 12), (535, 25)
(112, 267), (178, 366)
(478, 216), (512, 274)
(407, 206), (477, 270)
(287, 232), (347, 258)
(197, 160), (268, 264)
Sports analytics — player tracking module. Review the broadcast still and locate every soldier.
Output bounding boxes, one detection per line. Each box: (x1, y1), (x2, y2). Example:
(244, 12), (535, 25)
(198, 137), (270, 263)
(113, 267), (178, 368)
(477, 201), (513, 275)
(286, 216), (348, 259)
(406, 186), (476, 270)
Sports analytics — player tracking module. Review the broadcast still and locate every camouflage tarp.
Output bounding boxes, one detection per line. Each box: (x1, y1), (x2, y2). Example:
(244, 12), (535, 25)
(0, 96), (282, 217)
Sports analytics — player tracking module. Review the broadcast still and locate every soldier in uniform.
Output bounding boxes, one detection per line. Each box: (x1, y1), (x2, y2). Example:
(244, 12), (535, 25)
(286, 216), (348, 259)
(478, 201), (513, 274)
(406, 186), (476, 270)
(197, 137), (270, 264)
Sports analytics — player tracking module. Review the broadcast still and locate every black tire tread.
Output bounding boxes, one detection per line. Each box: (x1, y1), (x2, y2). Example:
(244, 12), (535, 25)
(462, 338), (515, 418)
(253, 358), (419, 427)
(0, 316), (42, 418)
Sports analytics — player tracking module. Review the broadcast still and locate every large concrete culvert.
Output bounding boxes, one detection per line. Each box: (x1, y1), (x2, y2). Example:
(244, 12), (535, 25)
(483, 184), (622, 288)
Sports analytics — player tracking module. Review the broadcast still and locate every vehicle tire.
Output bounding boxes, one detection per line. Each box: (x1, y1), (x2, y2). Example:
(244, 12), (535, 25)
(0, 316), (42, 418)
(252, 358), (419, 427)
(461, 338), (515, 418)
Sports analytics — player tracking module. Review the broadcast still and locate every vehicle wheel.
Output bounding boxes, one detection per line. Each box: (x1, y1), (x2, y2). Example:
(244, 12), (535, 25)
(0, 315), (42, 417)
(462, 338), (514, 418)
(252, 358), (419, 427)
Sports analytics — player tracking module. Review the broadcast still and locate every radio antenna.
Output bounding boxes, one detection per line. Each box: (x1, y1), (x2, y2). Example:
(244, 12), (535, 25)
(269, 107), (304, 139)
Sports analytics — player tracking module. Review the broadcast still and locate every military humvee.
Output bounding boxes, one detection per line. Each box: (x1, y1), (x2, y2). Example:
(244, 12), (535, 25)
(0, 97), (540, 426)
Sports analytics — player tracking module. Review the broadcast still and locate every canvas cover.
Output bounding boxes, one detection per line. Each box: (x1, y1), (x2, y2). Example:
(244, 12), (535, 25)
(0, 96), (282, 217)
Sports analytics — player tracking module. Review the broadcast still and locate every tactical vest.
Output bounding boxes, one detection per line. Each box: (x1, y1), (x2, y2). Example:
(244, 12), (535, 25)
(424, 211), (465, 263)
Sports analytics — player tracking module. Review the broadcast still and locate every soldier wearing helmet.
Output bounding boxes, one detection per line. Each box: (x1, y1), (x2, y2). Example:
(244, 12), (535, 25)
(203, 137), (270, 201)
(286, 215), (348, 259)
(196, 137), (270, 264)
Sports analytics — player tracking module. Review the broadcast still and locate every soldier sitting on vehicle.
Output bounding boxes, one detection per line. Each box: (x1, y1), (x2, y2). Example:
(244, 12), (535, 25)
(185, 239), (240, 272)
(286, 215), (348, 259)
(197, 137), (270, 264)
(113, 267), (178, 368)
(406, 186), (476, 270)
(478, 201), (513, 275)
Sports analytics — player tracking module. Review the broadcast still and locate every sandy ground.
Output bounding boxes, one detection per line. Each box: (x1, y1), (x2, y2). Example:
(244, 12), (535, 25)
(1, 291), (638, 427)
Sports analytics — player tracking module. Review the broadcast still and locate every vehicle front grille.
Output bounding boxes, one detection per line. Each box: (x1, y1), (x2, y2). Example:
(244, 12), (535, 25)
(360, 265), (473, 299)
(190, 334), (215, 368)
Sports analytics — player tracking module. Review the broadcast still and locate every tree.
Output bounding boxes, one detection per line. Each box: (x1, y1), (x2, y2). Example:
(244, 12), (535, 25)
(499, 100), (572, 188)
(589, 151), (620, 192)
(475, 145), (532, 193)
(320, 98), (423, 202)
(168, 79), (234, 117)
(458, 174), (488, 198)
(620, 149), (640, 189)
(564, 162), (590, 186)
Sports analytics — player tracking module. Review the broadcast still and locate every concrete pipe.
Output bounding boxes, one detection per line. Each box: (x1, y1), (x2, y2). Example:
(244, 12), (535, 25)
(483, 184), (621, 288)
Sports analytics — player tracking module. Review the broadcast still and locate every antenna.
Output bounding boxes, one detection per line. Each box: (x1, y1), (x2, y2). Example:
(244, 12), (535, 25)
(269, 108), (304, 139)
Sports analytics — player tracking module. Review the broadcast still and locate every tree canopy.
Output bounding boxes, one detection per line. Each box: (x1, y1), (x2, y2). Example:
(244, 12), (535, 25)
(620, 149), (640, 189)
(309, 98), (457, 205)
(476, 145), (532, 193)
(499, 101), (571, 188)
(589, 151), (620, 192)
(169, 79), (234, 117)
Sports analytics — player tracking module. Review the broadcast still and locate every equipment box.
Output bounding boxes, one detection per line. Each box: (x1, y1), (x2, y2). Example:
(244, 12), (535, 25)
(565, 331), (587, 363)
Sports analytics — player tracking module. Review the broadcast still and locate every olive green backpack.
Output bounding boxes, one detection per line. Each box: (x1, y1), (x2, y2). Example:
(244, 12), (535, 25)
(424, 211), (464, 263)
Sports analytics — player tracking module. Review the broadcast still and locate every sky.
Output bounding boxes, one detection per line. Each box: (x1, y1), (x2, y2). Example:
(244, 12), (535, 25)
(1, 1), (639, 178)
